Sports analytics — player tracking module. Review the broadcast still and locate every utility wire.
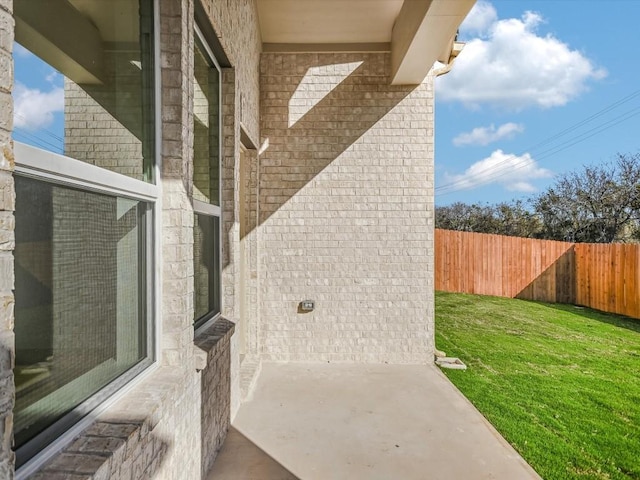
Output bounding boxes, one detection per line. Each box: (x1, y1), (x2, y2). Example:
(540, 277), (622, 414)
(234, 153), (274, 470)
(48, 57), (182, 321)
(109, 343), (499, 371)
(437, 92), (640, 193)
(13, 127), (64, 154)
(534, 106), (640, 159)
(529, 89), (640, 151)
(436, 89), (640, 195)
(438, 108), (640, 195)
(13, 112), (65, 144)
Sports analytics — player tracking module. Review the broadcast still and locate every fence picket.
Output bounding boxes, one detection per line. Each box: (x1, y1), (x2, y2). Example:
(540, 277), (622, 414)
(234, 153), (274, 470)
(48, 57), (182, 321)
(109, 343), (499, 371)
(435, 229), (640, 319)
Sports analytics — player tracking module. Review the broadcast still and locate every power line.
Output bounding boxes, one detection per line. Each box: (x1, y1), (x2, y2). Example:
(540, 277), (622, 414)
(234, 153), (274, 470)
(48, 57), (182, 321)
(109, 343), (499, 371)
(438, 107), (640, 196)
(13, 112), (65, 144)
(13, 127), (64, 154)
(437, 90), (640, 193)
(436, 89), (640, 196)
(529, 89), (640, 152)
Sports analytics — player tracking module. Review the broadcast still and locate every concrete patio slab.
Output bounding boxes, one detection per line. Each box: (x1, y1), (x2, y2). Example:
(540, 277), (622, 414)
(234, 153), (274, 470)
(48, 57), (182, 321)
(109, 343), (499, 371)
(208, 362), (541, 480)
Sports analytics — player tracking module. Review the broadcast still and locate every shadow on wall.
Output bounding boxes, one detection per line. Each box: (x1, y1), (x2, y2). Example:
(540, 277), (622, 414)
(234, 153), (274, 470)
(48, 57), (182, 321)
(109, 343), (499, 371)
(437, 229), (640, 321)
(197, 318), (235, 478)
(435, 230), (576, 303)
(258, 53), (417, 225)
(0, 334), (13, 476)
(516, 247), (576, 304)
(31, 418), (171, 478)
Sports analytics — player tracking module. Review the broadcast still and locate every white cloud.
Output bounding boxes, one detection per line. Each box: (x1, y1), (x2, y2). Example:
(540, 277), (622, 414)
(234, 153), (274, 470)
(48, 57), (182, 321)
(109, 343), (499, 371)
(45, 71), (62, 85)
(438, 5), (607, 110)
(459, 1), (497, 37)
(509, 181), (538, 193)
(443, 149), (553, 193)
(13, 82), (64, 131)
(453, 122), (524, 146)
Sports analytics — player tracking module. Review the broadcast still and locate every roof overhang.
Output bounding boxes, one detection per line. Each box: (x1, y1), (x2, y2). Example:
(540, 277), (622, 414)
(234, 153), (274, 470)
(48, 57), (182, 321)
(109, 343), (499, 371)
(257, 0), (476, 85)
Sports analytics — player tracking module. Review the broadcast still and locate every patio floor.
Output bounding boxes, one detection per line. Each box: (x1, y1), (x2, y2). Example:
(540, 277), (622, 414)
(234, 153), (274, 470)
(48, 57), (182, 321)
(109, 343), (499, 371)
(207, 362), (541, 480)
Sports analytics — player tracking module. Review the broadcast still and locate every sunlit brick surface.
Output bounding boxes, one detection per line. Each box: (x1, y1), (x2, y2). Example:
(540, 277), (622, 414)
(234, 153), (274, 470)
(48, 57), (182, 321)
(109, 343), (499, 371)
(259, 52), (435, 363)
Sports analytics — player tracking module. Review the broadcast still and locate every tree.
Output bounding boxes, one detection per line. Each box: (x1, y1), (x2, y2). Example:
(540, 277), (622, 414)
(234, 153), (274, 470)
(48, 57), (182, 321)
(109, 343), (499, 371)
(435, 202), (500, 234)
(435, 200), (541, 238)
(494, 200), (542, 238)
(532, 153), (640, 243)
(436, 152), (640, 243)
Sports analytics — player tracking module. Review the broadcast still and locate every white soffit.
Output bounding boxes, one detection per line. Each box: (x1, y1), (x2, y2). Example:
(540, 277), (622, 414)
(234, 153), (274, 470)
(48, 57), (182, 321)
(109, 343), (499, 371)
(257, 0), (404, 44)
(258, 0), (476, 85)
(68, 0), (140, 43)
(14, 0), (142, 85)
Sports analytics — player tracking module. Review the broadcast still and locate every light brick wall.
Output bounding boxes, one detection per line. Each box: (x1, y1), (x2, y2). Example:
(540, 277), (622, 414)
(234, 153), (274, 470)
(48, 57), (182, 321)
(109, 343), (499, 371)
(240, 146), (260, 354)
(30, 321), (235, 480)
(197, 320), (234, 476)
(221, 68), (238, 323)
(159, 0), (196, 367)
(22, 0), (261, 475)
(199, 0), (260, 143)
(202, 0), (261, 356)
(259, 52), (435, 364)
(150, 0), (263, 426)
(220, 69), (243, 417)
(0, 0), (14, 476)
(19, 0), (259, 475)
(64, 75), (144, 180)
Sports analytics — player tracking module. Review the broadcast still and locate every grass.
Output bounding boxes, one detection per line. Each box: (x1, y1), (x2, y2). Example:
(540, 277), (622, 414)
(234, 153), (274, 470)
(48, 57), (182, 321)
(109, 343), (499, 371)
(435, 291), (640, 480)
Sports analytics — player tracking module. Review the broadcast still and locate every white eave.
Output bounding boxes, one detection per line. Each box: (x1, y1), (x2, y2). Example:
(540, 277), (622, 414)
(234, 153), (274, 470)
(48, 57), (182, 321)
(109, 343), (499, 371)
(257, 0), (476, 85)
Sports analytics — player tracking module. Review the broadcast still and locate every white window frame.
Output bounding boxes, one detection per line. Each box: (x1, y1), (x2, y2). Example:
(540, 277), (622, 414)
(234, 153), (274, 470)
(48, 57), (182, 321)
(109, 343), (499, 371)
(193, 24), (223, 334)
(14, 143), (158, 202)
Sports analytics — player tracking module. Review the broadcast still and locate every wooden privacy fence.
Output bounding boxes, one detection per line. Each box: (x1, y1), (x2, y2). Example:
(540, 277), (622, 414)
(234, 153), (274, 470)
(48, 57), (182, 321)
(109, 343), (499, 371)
(435, 229), (640, 319)
(575, 243), (640, 318)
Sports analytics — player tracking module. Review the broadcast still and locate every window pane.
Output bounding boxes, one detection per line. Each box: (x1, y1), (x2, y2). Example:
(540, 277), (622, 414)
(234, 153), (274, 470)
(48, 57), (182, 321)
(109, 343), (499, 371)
(13, 0), (155, 182)
(193, 38), (220, 205)
(14, 176), (148, 449)
(194, 214), (220, 323)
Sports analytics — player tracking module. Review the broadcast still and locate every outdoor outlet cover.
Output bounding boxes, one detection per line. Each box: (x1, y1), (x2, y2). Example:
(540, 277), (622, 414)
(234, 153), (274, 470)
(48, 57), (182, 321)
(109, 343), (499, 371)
(300, 300), (315, 312)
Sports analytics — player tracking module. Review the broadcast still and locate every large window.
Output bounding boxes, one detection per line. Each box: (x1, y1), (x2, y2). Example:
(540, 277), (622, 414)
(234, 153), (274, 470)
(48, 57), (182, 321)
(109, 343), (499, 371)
(193, 29), (221, 328)
(12, 0), (156, 467)
(14, 177), (151, 451)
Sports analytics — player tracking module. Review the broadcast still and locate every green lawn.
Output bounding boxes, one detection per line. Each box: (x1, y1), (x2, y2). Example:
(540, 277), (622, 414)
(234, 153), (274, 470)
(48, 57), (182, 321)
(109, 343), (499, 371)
(435, 291), (640, 480)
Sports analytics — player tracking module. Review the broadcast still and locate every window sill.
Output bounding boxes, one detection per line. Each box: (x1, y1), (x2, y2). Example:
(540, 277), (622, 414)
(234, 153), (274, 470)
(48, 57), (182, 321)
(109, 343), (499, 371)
(26, 365), (182, 479)
(25, 319), (235, 479)
(193, 317), (235, 371)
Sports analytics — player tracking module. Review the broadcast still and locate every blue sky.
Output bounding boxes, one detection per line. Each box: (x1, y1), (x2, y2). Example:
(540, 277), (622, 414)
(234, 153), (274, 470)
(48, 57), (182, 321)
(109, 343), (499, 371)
(12, 43), (65, 153)
(13, 1), (640, 207)
(435, 0), (640, 206)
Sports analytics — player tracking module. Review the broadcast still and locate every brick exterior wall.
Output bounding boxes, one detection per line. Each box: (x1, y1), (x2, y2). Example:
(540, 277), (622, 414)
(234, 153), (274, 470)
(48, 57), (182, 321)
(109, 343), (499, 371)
(221, 68), (239, 327)
(0, 0), (14, 477)
(195, 320), (234, 477)
(240, 146), (260, 355)
(205, 0), (261, 365)
(259, 52), (435, 363)
(11, 0), (261, 477)
(159, 0), (196, 369)
(30, 321), (234, 480)
(64, 77), (144, 180)
(5, 0), (439, 477)
(199, 0), (260, 143)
